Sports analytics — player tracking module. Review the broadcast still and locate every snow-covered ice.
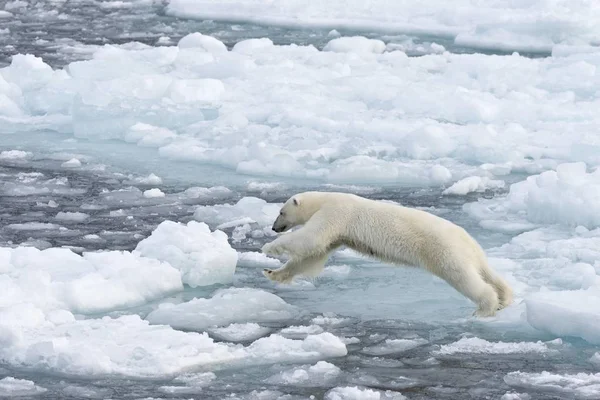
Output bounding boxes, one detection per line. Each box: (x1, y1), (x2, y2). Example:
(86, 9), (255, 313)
(504, 371), (600, 399)
(265, 361), (341, 386)
(0, 377), (47, 397)
(362, 338), (428, 356)
(145, 287), (300, 331)
(135, 220), (238, 287)
(434, 337), (550, 355)
(4, 34), (600, 187)
(166, 0), (600, 53)
(2, 1), (600, 397)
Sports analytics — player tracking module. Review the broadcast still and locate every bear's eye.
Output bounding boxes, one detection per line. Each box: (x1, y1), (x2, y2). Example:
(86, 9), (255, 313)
(279, 211), (285, 216)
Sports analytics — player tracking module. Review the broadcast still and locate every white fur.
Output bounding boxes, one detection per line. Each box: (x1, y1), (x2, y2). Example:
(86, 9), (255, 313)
(262, 191), (513, 317)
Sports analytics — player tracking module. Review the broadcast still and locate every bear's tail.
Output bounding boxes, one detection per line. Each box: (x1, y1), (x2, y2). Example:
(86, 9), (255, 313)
(479, 265), (513, 310)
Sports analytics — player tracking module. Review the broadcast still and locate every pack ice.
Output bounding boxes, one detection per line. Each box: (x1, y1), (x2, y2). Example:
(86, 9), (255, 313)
(0, 220), (346, 378)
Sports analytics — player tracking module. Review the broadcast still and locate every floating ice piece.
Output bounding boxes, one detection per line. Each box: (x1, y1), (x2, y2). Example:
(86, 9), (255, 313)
(466, 163), (600, 229)
(210, 323), (272, 342)
(0, 150), (32, 160)
(501, 393), (531, 400)
(0, 312), (346, 378)
(443, 176), (505, 195)
(159, 372), (216, 394)
(5, 222), (61, 230)
(232, 38), (274, 54)
(125, 123), (176, 147)
(143, 188), (165, 198)
(237, 251), (282, 269)
(266, 361), (341, 386)
(146, 287), (300, 331)
(55, 211), (89, 222)
(434, 337), (550, 355)
(135, 220), (238, 287)
(525, 288), (600, 345)
(61, 158), (82, 168)
(0, 246), (183, 314)
(279, 325), (324, 339)
(133, 173), (163, 185)
(0, 377), (47, 396)
(178, 32), (228, 53)
(362, 338), (428, 356)
(194, 196), (281, 229)
(504, 371), (600, 399)
(324, 36), (386, 54)
(166, 0), (600, 52)
(325, 386), (406, 400)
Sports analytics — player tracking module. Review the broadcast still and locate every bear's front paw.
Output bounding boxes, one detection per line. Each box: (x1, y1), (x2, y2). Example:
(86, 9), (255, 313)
(262, 242), (285, 256)
(263, 268), (293, 284)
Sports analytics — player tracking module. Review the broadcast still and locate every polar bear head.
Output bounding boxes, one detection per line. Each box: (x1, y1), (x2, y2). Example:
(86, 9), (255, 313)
(271, 196), (301, 233)
(271, 192), (324, 233)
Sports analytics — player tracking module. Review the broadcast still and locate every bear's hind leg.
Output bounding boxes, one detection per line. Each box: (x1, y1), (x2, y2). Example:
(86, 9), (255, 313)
(441, 266), (500, 317)
(263, 253), (329, 284)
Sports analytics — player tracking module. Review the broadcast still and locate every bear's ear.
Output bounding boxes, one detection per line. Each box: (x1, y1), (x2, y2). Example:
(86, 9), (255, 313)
(293, 197), (299, 206)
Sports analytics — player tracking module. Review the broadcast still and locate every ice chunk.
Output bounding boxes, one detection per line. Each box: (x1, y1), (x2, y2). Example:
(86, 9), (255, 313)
(0, 246), (183, 314)
(232, 38), (274, 54)
(443, 176), (505, 195)
(6, 222), (61, 230)
(590, 352), (600, 367)
(324, 36), (386, 54)
(434, 337), (550, 355)
(143, 188), (165, 198)
(237, 251), (282, 269)
(125, 123), (176, 147)
(525, 288), (600, 345)
(55, 211), (89, 222)
(166, 0), (600, 52)
(159, 372), (216, 394)
(177, 32), (228, 53)
(0, 377), (46, 396)
(0, 150), (32, 160)
(168, 78), (224, 105)
(504, 371), (600, 399)
(0, 312), (346, 378)
(266, 361), (341, 386)
(325, 386), (406, 400)
(467, 163), (600, 228)
(279, 325), (324, 339)
(135, 220), (238, 287)
(501, 393), (531, 400)
(362, 338), (428, 356)
(210, 323), (272, 342)
(133, 173), (163, 185)
(194, 197), (281, 229)
(146, 287), (300, 331)
(61, 158), (81, 168)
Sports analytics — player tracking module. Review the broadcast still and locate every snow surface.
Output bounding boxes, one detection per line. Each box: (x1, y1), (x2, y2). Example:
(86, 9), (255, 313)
(166, 0), (600, 53)
(435, 337), (550, 355)
(145, 287), (300, 331)
(325, 386), (406, 400)
(135, 220), (238, 287)
(3, 4), (600, 395)
(4, 36), (600, 187)
(504, 371), (600, 399)
(0, 377), (47, 397)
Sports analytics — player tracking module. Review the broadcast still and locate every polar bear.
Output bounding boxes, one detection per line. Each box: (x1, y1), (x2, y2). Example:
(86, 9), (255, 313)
(261, 191), (513, 317)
